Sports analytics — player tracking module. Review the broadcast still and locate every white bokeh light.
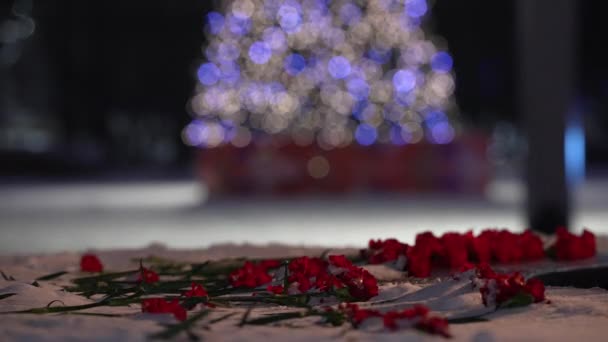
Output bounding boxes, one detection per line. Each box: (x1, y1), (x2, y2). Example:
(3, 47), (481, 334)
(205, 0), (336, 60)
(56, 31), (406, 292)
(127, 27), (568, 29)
(187, 0), (459, 148)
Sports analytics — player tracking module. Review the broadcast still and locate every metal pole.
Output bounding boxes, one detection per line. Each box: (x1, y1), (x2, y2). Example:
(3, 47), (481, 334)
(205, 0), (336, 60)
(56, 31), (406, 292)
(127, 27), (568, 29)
(517, 0), (577, 233)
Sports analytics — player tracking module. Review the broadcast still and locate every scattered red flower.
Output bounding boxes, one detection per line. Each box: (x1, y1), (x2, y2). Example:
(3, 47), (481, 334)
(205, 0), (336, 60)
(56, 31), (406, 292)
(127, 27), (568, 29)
(552, 227), (596, 260)
(339, 303), (450, 338)
(183, 282), (208, 298)
(284, 255), (378, 301)
(141, 298), (187, 321)
(80, 254), (103, 273)
(366, 228), (553, 278)
(229, 260), (276, 288)
(475, 264), (545, 307)
(138, 267), (160, 284)
(266, 285), (285, 294)
(363, 239), (409, 266)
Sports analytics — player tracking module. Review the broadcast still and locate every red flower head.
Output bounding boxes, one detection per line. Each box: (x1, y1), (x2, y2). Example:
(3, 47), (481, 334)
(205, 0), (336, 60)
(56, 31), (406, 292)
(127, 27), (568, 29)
(266, 285), (285, 295)
(554, 228), (596, 260)
(415, 232), (442, 257)
(138, 267), (160, 284)
(365, 239), (409, 266)
(183, 282), (208, 298)
(341, 267), (378, 301)
(470, 231), (493, 263)
(416, 316), (452, 338)
(525, 278), (545, 302)
(406, 245), (432, 278)
(229, 261), (273, 288)
(440, 232), (469, 269)
(80, 254), (103, 273)
(520, 230), (545, 261)
(141, 298), (187, 321)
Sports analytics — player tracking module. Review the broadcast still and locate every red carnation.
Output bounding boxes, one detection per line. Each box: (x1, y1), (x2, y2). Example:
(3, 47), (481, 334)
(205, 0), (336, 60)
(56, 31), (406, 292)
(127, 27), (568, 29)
(440, 232), (469, 269)
(365, 238), (409, 266)
(476, 264), (546, 307)
(406, 245), (432, 278)
(141, 298), (186, 321)
(520, 230), (545, 261)
(554, 228), (596, 260)
(470, 232), (492, 263)
(183, 282), (208, 298)
(416, 316), (451, 338)
(341, 267), (378, 301)
(229, 261), (273, 288)
(525, 278), (545, 302)
(80, 254), (103, 273)
(266, 285), (285, 295)
(138, 267), (160, 284)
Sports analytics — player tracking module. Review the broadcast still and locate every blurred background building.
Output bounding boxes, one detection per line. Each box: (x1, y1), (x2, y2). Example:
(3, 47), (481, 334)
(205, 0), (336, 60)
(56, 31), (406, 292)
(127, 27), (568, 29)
(1, 0), (607, 253)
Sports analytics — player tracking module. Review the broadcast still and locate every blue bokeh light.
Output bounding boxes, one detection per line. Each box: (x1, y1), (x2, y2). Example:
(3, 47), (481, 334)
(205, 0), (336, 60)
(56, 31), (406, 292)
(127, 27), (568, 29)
(367, 48), (392, 64)
(219, 61), (241, 85)
(284, 53), (307, 76)
(355, 124), (377, 146)
(278, 5), (302, 33)
(405, 0), (428, 19)
(206, 12), (225, 35)
(389, 125), (408, 145)
(339, 3), (362, 26)
(565, 115), (586, 186)
(218, 42), (240, 62)
(431, 52), (453, 73)
(328, 56), (351, 79)
(249, 41), (272, 64)
(351, 100), (368, 120)
(346, 78), (370, 100)
(425, 110), (448, 126)
(228, 15), (251, 36)
(197, 63), (221, 86)
(263, 27), (287, 51)
(393, 69), (417, 93)
(430, 121), (454, 144)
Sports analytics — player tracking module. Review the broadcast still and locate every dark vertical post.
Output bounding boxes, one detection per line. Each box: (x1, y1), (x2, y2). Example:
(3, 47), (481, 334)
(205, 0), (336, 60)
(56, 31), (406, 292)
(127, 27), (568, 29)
(517, 0), (577, 233)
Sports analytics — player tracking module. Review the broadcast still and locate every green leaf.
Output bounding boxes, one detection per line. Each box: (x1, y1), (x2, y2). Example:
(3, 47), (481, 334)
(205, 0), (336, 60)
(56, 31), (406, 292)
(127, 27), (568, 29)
(72, 270), (138, 284)
(334, 287), (355, 302)
(499, 292), (534, 309)
(207, 312), (237, 325)
(448, 316), (489, 324)
(0, 293), (16, 301)
(36, 271), (68, 281)
(244, 311), (306, 325)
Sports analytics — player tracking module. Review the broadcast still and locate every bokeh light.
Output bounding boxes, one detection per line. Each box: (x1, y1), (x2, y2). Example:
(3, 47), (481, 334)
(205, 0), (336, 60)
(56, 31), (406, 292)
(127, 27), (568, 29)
(187, 0), (459, 149)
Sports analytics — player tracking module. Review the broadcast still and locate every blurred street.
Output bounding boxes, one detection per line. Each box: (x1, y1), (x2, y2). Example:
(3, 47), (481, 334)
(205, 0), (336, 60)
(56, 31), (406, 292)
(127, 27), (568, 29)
(1, 177), (607, 254)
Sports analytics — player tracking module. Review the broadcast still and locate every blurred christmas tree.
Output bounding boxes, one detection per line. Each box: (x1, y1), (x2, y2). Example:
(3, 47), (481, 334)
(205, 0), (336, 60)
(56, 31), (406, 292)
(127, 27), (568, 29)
(184, 0), (459, 150)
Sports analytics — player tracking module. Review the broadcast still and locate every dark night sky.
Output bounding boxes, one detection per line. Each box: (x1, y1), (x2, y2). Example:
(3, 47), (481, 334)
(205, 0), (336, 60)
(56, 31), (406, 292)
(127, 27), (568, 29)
(2, 0), (608, 176)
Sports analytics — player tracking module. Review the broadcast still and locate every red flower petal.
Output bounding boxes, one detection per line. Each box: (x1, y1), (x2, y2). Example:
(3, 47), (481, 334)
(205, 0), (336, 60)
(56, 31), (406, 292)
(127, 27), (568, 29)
(80, 254), (103, 273)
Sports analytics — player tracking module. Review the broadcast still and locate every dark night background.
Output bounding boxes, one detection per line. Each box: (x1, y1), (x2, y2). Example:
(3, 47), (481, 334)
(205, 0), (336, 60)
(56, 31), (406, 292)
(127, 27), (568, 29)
(1, 0), (607, 179)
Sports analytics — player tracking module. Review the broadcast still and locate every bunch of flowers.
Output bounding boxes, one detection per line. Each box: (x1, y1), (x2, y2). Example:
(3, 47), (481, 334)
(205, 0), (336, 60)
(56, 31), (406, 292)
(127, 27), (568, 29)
(470, 263), (545, 308)
(229, 255), (378, 301)
(552, 227), (596, 261)
(229, 259), (281, 288)
(364, 228), (596, 277)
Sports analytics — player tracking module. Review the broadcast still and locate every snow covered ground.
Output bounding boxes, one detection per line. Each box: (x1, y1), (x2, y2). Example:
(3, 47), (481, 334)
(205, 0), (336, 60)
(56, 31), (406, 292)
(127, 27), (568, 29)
(0, 179), (607, 254)
(1, 243), (607, 341)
